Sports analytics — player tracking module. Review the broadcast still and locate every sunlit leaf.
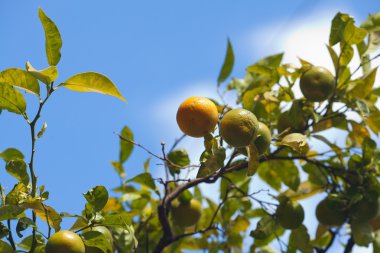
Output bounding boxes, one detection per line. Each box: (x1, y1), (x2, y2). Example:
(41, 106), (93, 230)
(347, 67), (377, 99)
(167, 149), (190, 175)
(343, 20), (367, 45)
(279, 133), (309, 154)
(217, 38), (234, 85)
(83, 231), (113, 253)
(23, 200), (62, 231)
(119, 126), (134, 164)
(5, 183), (28, 205)
(0, 148), (24, 163)
(329, 12), (352, 46)
(367, 111), (380, 134)
(247, 144), (259, 176)
(5, 160), (29, 186)
(126, 173), (156, 190)
(26, 61), (58, 85)
(38, 8), (62, 66)
(60, 72), (126, 102)
(0, 205), (25, 221)
(0, 83), (26, 115)
(0, 68), (40, 96)
(83, 186), (109, 213)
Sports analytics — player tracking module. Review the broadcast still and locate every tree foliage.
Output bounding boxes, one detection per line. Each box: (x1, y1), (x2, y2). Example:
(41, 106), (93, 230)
(1, 8), (380, 253)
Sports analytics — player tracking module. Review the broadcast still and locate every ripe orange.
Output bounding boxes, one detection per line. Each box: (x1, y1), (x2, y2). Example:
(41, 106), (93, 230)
(300, 66), (335, 102)
(171, 199), (202, 227)
(176, 96), (219, 138)
(45, 230), (85, 253)
(219, 108), (259, 148)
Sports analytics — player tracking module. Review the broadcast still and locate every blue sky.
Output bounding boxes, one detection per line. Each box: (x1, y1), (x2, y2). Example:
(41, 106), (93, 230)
(1, 0), (379, 251)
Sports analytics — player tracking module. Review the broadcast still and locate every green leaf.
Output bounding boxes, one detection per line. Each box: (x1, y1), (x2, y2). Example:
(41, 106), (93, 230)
(0, 83), (26, 115)
(167, 149), (190, 174)
(302, 163), (328, 186)
(0, 148), (24, 163)
(16, 217), (36, 238)
(0, 205), (25, 221)
(279, 133), (309, 154)
(197, 146), (226, 178)
(363, 137), (377, 165)
(119, 126), (134, 164)
(247, 144), (259, 176)
(0, 68), (40, 96)
(26, 61), (58, 85)
(250, 214), (278, 240)
(5, 183), (28, 205)
(339, 44), (354, 66)
(367, 111), (380, 134)
(217, 38), (234, 85)
(111, 161), (126, 178)
(347, 67), (377, 99)
(287, 225), (313, 253)
(38, 8), (62, 66)
(99, 212), (132, 227)
(60, 72), (126, 102)
(311, 224), (332, 249)
(83, 186), (109, 213)
(18, 234), (45, 251)
(258, 160), (300, 191)
(126, 173), (156, 190)
(83, 231), (113, 253)
(352, 221), (374, 247)
(343, 20), (367, 45)
(5, 160), (29, 186)
(0, 240), (14, 253)
(326, 45), (339, 72)
(329, 12), (352, 46)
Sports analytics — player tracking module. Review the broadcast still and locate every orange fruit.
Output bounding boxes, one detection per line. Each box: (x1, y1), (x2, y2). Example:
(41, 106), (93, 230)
(176, 96), (219, 137)
(46, 230), (85, 253)
(219, 108), (259, 148)
(171, 199), (202, 227)
(300, 66), (335, 102)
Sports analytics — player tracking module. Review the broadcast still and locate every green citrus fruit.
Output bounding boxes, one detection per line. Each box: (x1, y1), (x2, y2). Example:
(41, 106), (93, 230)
(300, 66), (335, 102)
(277, 111), (307, 134)
(171, 199), (202, 227)
(276, 200), (304, 229)
(350, 198), (380, 222)
(46, 230), (85, 253)
(316, 196), (348, 227)
(83, 226), (113, 253)
(219, 108), (259, 148)
(176, 96), (219, 137)
(253, 122), (271, 155)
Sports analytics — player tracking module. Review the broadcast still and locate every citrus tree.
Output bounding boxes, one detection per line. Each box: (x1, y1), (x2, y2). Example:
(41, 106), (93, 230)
(1, 7), (380, 253)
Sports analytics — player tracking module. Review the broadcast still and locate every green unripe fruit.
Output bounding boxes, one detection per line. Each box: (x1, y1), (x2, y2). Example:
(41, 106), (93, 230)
(171, 199), (202, 227)
(350, 198), (380, 222)
(46, 230), (85, 253)
(316, 196), (348, 227)
(276, 200), (304, 229)
(300, 66), (335, 102)
(253, 122), (271, 155)
(220, 108), (259, 148)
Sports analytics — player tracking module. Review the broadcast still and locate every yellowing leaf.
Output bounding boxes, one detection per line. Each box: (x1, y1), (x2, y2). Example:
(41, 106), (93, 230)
(26, 61), (58, 85)
(0, 83), (26, 115)
(102, 198), (122, 212)
(23, 200), (62, 231)
(61, 72), (126, 102)
(38, 8), (62, 66)
(279, 133), (309, 154)
(247, 144), (259, 176)
(1, 68), (40, 95)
